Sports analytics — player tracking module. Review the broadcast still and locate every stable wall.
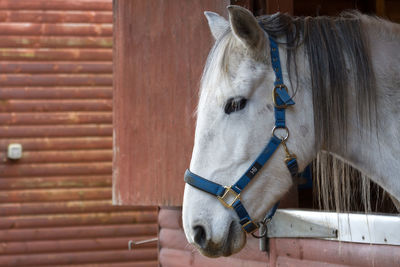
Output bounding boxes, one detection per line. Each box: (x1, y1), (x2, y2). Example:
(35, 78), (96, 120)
(0, 1), (158, 265)
(112, 0), (400, 266)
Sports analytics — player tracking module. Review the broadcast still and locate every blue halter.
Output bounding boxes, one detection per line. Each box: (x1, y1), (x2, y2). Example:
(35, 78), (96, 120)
(184, 36), (298, 234)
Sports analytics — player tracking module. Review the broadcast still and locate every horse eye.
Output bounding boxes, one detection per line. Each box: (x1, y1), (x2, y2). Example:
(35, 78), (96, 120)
(224, 97), (247, 114)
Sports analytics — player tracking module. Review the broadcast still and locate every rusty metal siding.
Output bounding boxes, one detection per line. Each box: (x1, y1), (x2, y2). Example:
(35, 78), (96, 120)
(0, 0), (157, 266)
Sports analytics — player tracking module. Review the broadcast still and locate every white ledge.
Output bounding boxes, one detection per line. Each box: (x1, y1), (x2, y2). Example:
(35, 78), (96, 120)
(267, 209), (400, 245)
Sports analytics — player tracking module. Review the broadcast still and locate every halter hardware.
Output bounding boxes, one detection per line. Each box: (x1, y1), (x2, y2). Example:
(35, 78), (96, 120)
(184, 35), (299, 235)
(242, 220), (259, 234)
(272, 127), (297, 163)
(272, 84), (290, 108)
(272, 126), (289, 141)
(218, 186), (241, 208)
(282, 140), (297, 164)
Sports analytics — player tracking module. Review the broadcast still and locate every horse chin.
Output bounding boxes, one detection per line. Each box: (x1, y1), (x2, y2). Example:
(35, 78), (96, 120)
(195, 220), (246, 257)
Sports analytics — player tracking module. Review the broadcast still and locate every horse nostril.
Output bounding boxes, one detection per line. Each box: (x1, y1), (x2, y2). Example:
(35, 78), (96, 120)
(193, 225), (207, 248)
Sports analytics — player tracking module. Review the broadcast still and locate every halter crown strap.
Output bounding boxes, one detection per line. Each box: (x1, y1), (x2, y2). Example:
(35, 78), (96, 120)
(184, 35), (298, 234)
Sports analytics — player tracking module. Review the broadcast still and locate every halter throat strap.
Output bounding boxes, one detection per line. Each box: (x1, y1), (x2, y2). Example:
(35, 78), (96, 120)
(184, 36), (298, 234)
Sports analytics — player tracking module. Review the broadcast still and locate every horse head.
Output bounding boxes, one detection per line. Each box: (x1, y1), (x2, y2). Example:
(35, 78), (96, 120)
(182, 5), (316, 257)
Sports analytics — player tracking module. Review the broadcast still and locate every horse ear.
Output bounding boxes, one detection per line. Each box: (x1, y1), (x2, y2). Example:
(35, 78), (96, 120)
(227, 5), (265, 50)
(204, 11), (229, 40)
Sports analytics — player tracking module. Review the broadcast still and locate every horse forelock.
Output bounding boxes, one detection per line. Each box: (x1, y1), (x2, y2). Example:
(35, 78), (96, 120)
(199, 31), (235, 107)
(199, 27), (268, 110)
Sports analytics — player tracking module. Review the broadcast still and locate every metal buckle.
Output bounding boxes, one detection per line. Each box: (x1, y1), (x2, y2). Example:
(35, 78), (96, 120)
(284, 152), (297, 164)
(242, 220), (259, 234)
(272, 84), (288, 108)
(217, 186), (240, 209)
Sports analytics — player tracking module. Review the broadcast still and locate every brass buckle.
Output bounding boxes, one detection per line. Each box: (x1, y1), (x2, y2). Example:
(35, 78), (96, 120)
(284, 151), (297, 164)
(242, 220), (259, 234)
(217, 186), (240, 209)
(272, 84), (288, 108)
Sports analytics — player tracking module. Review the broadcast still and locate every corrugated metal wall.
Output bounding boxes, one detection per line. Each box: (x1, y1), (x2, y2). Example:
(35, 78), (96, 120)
(0, 1), (158, 266)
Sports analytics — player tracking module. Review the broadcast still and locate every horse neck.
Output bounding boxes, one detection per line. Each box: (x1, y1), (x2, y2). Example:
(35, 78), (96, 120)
(324, 17), (400, 200)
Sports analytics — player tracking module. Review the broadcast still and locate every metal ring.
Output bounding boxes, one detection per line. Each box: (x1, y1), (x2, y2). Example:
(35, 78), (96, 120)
(272, 126), (289, 141)
(251, 222), (268, 239)
(251, 217), (273, 239)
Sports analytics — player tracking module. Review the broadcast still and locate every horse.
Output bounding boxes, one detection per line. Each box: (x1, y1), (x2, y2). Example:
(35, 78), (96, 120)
(182, 5), (400, 257)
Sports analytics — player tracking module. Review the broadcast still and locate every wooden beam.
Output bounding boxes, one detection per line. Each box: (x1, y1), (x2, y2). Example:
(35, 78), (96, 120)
(375, 0), (386, 17)
(267, 0), (293, 15)
(230, 0), (254, 12)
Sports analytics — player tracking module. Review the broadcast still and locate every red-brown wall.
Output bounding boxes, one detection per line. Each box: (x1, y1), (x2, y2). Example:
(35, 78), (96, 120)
(111, 0), (400, 266)
(0, 1), (158, 265)
(112, 0), (230, 207)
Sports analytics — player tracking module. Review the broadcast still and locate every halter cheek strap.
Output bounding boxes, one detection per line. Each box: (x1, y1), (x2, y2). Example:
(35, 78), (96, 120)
(184, 36), (298, 234)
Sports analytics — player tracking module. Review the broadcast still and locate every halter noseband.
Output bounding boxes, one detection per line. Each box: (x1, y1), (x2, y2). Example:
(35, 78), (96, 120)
(184, 35), (298, 235)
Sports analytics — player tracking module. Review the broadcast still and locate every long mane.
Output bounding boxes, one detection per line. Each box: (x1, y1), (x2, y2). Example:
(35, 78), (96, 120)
(258, 12), (377, 151)
(258, 13), (397, 212)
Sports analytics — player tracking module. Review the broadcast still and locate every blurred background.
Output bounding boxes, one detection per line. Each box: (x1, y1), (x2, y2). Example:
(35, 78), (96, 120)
(0, 0), (157, 266)
(0, 0), (399, 266)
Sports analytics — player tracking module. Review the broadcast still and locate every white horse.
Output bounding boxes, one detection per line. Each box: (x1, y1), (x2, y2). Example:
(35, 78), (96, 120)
(182, 5), (400, 257)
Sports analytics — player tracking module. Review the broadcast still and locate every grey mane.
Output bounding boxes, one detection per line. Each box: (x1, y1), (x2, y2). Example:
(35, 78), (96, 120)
(258, 12), (377, 151)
